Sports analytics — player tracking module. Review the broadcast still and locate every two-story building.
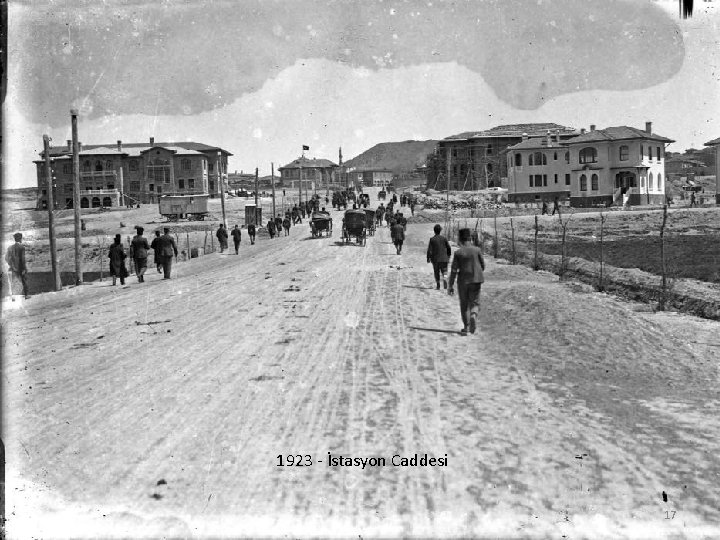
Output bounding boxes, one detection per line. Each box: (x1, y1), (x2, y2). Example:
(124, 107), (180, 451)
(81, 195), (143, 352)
(34, 138), (232, 209)
(427, 123), (579, 191)
(704, 136), (720, 204)
(506, 122), (673, 207)
(278, 156), (338, 192)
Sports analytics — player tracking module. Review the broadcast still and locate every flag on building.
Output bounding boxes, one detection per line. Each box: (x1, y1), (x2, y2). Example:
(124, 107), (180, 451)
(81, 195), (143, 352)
(302, 145), (310, 151)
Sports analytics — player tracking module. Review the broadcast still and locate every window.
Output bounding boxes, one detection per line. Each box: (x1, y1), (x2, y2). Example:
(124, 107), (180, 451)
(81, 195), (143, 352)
(82, 160), (90, 172)
(129, 181), (140, 191)
(591, 174), (599, 190)
(580, 174), (587, 191)
(106, 160), (113, 169)
(452, 149), (457, 158)
(149, 183), (155, 192)
(95, 160), (103, 171)
(640, 145), (644, 159)
(157, 185), (162, 194)
(209, 163), (214, 173)
(202, 160), (207, 171)
(656, 147), (661, 161)
(648, 147), (653, 161)
(529, 152), (547, 166)
(486, 163), (493, 174)
(658, 173), (662, 187)
(164, 174), (170, 184)
(619, 145), (629, 161)
(129, 160), (138, 172)
(579, 147), (597, 164)
(209, 180), (215, 191)
(107, 184), (114, 189)
(648, 172), (653, 191)
(486, 146), (492, 155)
(188, 179), (195, 189)
(543, 174), (547, 186)
(529, 175), (534, 187)
(554, 152), (558, 161)
(63, 163), (71, 174)
(554, 174), (558, 184)
(565, 151), (570, 164)
(453, 165), (457, 176)
(181, 158), (191, 171)
(179, 179), (185, 189)
(515, 154), (522, 166)
(565, 174), (571, 185)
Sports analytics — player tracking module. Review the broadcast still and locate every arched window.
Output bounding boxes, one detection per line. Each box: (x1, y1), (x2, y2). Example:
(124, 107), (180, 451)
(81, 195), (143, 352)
(640, 145), (644, 159)
(102, 197), (112, 207)
(579, 147), (597, 164)
(554, 152), (558, 161)
(656, 147), (661, 161)
(648, 172), (654, 191)
(91, 197), (101, 208)
(486, 146), (493, 155)
(648, 147), (653, 161)
(95, 160), (103, 171)
(181, 158), (191, 171)
(515, 154), (522, 166)
(658, 173), (662, 187)
(619, 146), (629, 161)
(580, 174), (587, 191)
(530, 152), (546, 166)
(591, 174), (599, 190)
(82, 160), (91, 172)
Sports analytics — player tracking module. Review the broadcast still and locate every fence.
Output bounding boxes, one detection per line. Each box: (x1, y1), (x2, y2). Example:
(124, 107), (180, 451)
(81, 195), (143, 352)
(445, 206), (720, 319)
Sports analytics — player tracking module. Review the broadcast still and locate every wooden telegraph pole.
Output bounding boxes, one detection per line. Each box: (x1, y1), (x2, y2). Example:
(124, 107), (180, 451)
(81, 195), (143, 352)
(254, 167), (259, 224)
(217, 151), (227, 228)
(298, 159), (303, 207)
(43, 135), (61, 291)
(271, 162), (276, 220)
(70, 109), (83, 284)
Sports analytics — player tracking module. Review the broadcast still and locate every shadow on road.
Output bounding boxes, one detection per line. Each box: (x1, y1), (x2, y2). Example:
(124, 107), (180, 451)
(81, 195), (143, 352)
(409, 326), (461, 335)
(403, 285), (436, 290)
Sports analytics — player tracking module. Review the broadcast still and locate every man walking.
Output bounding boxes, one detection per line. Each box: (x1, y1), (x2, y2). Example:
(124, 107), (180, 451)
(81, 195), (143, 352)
(427, 224), (451, 290)
(248, 223), (256, 244)
(156, 227), (178, 279)
(231, 225), (242, 254)
(267, 218), (277, 239)
(5, 232), (29, 298)
(390, 219), (405, 255)
(275, 215), (284, 237)
(130, 226), (150, 282)
(551, 196), (561, 216)
(150, 230), (162, 273)
(216, 224), (229, 253)
(448, 228), (485, 336)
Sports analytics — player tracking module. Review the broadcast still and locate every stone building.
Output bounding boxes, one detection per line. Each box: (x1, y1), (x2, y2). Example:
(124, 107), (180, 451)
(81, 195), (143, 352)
(704, 136), (720, 203)
(506, 122), (673, 207)
(34, 138), (232, 209)
(278, 156), (338, 192)
(426, 123), (578, 191)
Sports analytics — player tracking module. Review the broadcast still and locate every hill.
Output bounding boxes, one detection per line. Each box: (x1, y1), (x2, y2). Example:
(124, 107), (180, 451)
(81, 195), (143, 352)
(344, 140), (438, 173)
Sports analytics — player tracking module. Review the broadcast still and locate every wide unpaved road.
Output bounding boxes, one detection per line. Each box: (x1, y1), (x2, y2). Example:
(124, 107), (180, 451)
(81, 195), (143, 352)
(3, 205), (719, 539)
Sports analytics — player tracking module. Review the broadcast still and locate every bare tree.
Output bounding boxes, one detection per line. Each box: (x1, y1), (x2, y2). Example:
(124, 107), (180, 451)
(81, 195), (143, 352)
(558, 210), (574, 280)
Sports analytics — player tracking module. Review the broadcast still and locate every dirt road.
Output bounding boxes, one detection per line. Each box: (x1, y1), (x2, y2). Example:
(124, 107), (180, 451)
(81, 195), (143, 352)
(3, 200), (719, 538)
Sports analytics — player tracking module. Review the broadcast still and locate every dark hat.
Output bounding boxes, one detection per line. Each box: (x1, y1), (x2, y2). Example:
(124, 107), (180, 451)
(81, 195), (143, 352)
(458, 228), (472, 241)
(163, 227), (170, 234)
(136, 226), (144, 235)
(13, 232), (22, 241)
(114, 233), (122, 242)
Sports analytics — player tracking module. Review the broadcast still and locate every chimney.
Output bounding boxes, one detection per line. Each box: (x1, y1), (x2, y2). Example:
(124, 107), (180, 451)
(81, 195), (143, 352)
(522, 132), (529, 140)
(555, 130), (561, 144)
(645, 121), (652, 134)
(117, 140), (122, 152)
(150, 136), (155, 146)
(580, 128), (586, 134)
(590, 124), (596, 131)
(546, 130), (552, 146)
(67, 139), (71, 151)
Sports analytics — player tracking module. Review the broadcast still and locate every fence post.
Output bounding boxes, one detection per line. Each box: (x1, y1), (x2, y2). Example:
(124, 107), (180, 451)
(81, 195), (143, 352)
(598, 211), (606, 291)
(659, 204), (668, 310)
(533, 215), (539, 270)
(510, 217), (516, 265)
(558, 212), (573, 280)
(186, 232), (191, 261)
(493, 212), (499, 258)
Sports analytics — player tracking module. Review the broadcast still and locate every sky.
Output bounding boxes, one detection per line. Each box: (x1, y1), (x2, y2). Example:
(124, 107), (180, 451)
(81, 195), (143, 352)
(3, 0), (720, 189)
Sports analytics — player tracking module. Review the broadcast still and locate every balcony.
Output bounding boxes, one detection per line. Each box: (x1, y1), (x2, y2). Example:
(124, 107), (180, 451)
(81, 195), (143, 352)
(80, 171), (117, 179)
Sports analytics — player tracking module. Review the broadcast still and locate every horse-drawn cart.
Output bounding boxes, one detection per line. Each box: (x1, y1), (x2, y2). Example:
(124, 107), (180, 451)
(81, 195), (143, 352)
(159, 194), (209, 221)
(310, 211), (333, 237)
(364, 208), (376, 236)
(342, 209), (367, 246)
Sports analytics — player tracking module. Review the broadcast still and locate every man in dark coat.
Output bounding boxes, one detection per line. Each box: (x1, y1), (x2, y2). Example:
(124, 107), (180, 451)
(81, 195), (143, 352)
(150, 230), (162, 273)
(130, 226), (150, 282)
(282, 216), (291, 236)
(248, 223), (256, 244)
(108, 233), (128, 286)
(275, 215), (283, 236)
(551, 196), (561, 216)
(5, 232), (29, 298)
(156, 227), (178, 279)
(427, 224), (451, 290)
(216, 224), (229, 253)
(231, 225), (242, 254)
(448, 228), (486, 336)
(390, 220), (405, 255)
(267, 219), (276, 239)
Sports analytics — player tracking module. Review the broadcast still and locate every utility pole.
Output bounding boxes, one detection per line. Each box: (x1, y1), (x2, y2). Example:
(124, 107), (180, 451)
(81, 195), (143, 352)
(43, 135), (61, 291)
(254, 167), (259, 224)
(298, 159), (303, 207)
(271, 162), (276, 220)
(70, 109), (83, 285)
(217, 151), (226, 228)
(446, 145), (451, 236)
